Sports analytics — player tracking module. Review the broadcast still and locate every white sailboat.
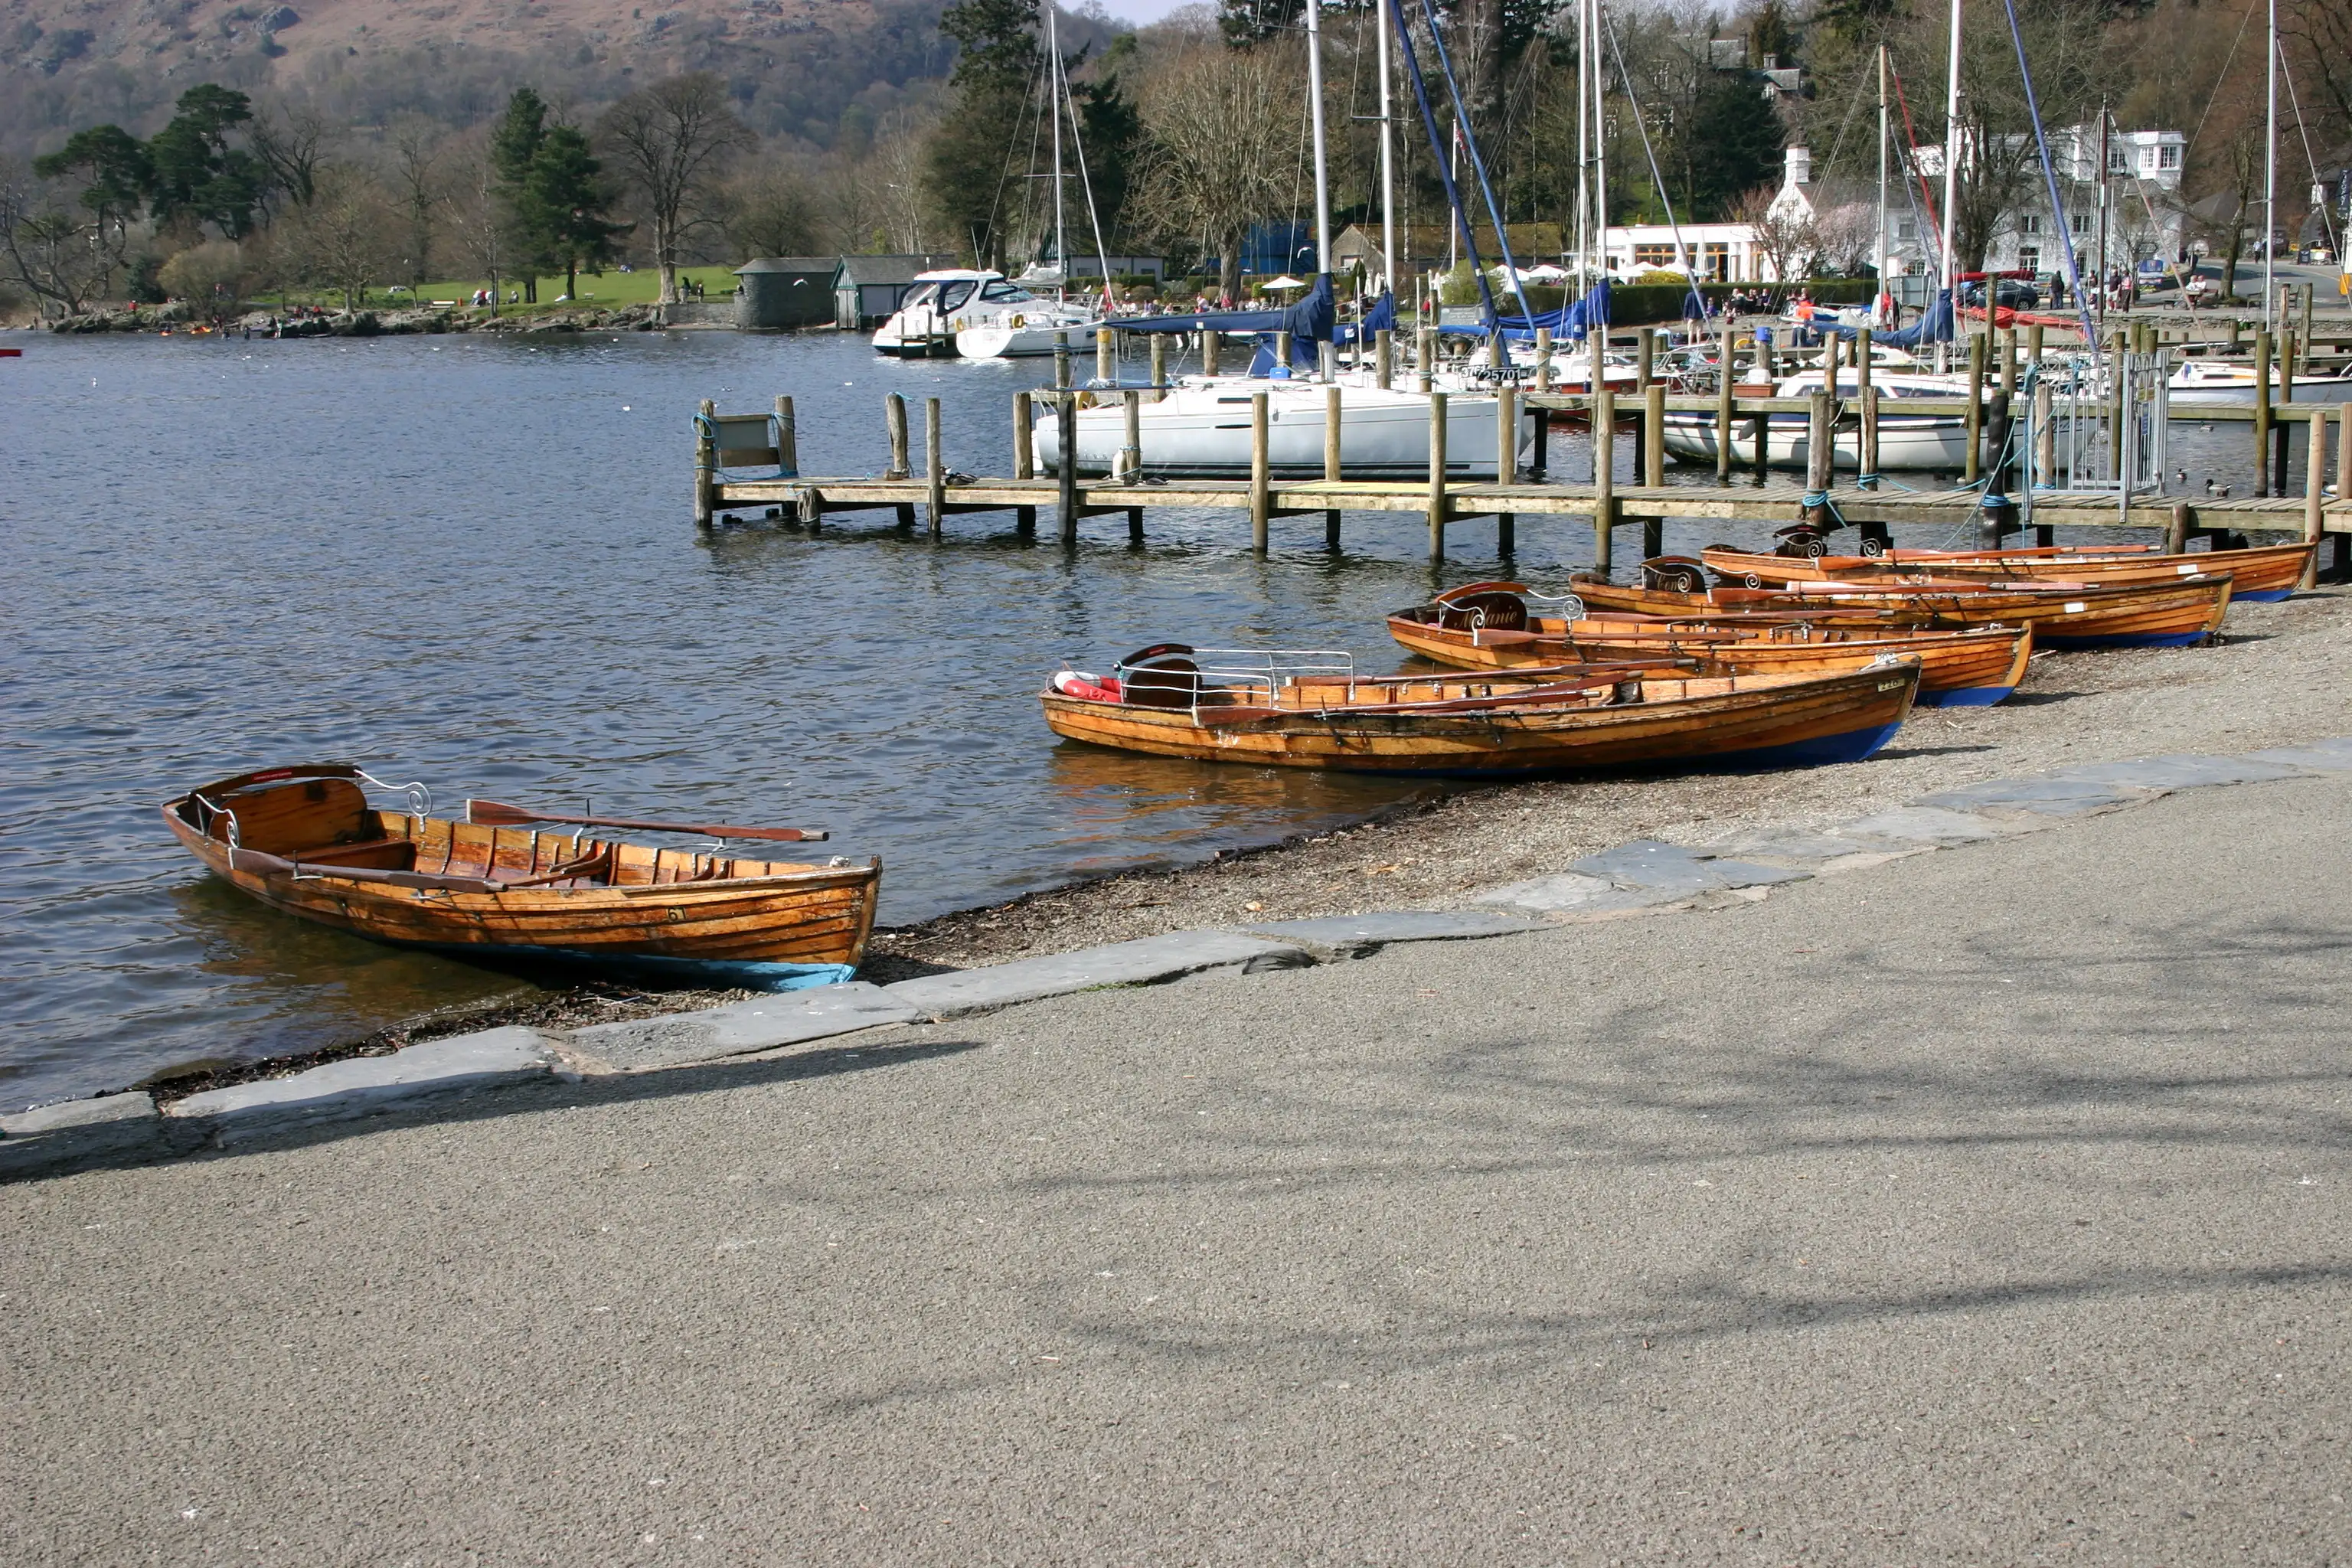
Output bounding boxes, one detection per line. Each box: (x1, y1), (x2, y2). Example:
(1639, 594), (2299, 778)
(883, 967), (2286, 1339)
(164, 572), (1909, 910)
(957, 1), (1108, 359)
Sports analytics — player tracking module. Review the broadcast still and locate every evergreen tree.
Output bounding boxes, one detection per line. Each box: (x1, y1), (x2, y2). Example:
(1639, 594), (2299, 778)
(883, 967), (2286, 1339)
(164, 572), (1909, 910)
(146, 86), (266, 238)
(1686, 75), (1786, 221)
(927, 0), (1040, 266)
(491, 89), (553, 299)
(520, 125), (628, 302)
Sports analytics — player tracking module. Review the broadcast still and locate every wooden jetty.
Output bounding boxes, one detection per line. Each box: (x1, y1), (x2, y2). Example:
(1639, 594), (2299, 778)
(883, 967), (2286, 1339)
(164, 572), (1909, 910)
(694, 317), (2352, 579)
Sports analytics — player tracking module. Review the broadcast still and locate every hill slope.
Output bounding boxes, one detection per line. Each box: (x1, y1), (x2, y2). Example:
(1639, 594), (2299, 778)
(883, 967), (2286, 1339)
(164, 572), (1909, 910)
(3, 0), (978, 155)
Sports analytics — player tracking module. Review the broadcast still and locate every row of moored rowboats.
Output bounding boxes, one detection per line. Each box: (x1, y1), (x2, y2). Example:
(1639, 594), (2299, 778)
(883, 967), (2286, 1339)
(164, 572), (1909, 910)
(164, 537), (2308, 993)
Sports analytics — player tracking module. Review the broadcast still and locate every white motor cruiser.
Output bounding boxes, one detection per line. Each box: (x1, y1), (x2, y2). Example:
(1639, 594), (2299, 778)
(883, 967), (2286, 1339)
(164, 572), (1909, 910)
(1658, 367), (1976, 471)
(871, 270), (1057, 358)
(1032, 379), (1527, 478)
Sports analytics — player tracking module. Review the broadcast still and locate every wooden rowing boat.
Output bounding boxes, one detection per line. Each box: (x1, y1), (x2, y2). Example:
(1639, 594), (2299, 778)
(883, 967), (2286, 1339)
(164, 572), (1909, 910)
(1699, 541), (2313, 603)
(1388, 582), (2033, 707)
(1571, 568), (2232, 650)
(1040, 646), (1921, 776)
(163, 764), (880, 989)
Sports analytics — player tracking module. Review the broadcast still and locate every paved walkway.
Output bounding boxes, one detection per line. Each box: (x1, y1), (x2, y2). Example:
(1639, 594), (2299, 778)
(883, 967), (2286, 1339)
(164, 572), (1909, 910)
(7, 776), (2349, 1563)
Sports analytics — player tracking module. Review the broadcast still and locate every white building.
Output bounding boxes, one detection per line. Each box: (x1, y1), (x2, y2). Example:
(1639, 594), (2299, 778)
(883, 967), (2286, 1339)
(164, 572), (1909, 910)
(1916, 124), (2190, 279)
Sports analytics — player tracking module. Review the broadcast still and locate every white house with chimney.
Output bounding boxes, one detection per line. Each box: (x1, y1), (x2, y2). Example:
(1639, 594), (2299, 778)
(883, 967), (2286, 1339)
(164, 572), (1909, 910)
(1913, 124), (2190, 279)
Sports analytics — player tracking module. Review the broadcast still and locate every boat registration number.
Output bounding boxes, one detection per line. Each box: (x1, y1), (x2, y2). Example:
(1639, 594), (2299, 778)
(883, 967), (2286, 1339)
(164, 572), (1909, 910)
(1877, 678), (1907, 691)
(2063, 601), (2087, 613)
(2177, 563), (2199, 574)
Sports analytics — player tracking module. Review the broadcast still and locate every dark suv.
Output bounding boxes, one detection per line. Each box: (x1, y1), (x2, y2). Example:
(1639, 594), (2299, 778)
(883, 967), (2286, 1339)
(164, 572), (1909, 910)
(1958, 278), (2041, 309)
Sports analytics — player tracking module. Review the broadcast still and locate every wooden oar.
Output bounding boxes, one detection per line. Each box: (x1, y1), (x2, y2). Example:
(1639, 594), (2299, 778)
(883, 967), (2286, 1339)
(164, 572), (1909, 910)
(466, 800), (828, 843)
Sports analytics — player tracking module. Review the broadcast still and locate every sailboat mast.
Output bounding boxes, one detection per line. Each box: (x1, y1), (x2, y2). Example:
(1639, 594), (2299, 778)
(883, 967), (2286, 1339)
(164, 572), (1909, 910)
(2264, 0), (2277, 327)
(1589, 0), (1608, 280)
(1377, 0), (1397, 296)
(1575, 0), (1590, 292)
(1046, 0), (1066, 286)
(1877, 44), (1890, 325)
(1306, 0), (1332, 276)
(1939, 0), (1960, 300)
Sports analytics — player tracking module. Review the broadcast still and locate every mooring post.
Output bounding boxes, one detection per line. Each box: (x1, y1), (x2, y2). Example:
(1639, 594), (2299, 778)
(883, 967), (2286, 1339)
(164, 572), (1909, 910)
(2033, 374), (2054, 493)
(1534, 327), (1553, 390)
(2276, 328), (2296, 496)
(2001, 325), (2017, 395)
(1250, 390), (1272, 555)
(2255, 329), (2273, 495)
(1589, 326), (1606, 403)
(1096, 326), (1115, 386)
(1532, 326), (1553, 479)
(2167, 499), (2191, 554)
(885, 391), (910, 479)
(1057, 392), (1079, 547)
(1857, 328), (1878, 488)
(2336, 400), (2352, 582)
(1149, 335), (1167, 402)
(775, 394), (798, 476)
(1275, 330), (1293, 376)
(1642, 381), (1665, 489)
(1417, 326), (1435, 394)
(1054, 332), (1072, 391)
(1375, 328), (1393, 389)
(1592, 388), (1615, 574)
(1426, 390), (1448, 561)
(1716, 323), (1736, 482)
(1964, 333), (1985, 485)
(2027, 321), (2043, 371)
(925, 397), (945, 537)
(1804, 390), (1833, 531)
(1013, 391), (1035, 479)
(2300, 281), (2314, 373)
(1202, 327), (1221, 379)
(1325, 384), (1344, 550)
(2303, 406), (2328, 590)
(1119, 388), (1142, 483)
(1636, 327), (1654, 390)
(1496, 383), (1517, 557)
(2107, 328), (2128, 483)
(692, 397), (720, 531)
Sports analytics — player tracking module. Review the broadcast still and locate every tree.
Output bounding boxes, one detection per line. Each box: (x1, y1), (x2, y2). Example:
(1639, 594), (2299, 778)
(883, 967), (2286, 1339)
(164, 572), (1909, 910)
(725, 165), (820, 259)
(158, 240), (251, 323)
(1684, 74), (1785, 223)
(443, 133), (519, 310)
(1, 157), (118, 315)
(250, 103), (332, 212)
(490, 88), (552, 300)
(386, 116), (444, 286)
(1736, 182), (1821, 284)
(927, 0), (1041, 266)
(146, 84), (267, 239)
(596, 74), (752, 305)
(274, 164), (398, 310)
(1129, 41), (1301, 300)
(521, 125), (628, 301)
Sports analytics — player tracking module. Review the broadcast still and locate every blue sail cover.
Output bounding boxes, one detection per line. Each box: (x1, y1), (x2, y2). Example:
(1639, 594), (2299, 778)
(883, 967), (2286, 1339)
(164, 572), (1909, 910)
(1112, 275), (1337, 378)
(1876, 287), (1955, 348)
(1332, 290), (1396, 346)
(1432, 279), (1612, 342)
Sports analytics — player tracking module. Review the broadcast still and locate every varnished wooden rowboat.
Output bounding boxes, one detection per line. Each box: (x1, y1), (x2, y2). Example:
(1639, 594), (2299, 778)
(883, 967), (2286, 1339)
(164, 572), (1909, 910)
(1040, 646), (1921, 776)
(164, 764), (880, 989)
(1571, 567), (2233, 650)
(1388, 581), (2033, 707)
(1698, 541), (2313, 603)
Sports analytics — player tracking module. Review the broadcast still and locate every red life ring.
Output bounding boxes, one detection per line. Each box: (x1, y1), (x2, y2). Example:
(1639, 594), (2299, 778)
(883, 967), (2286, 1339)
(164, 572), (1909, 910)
(1051, 670), (1124, 702)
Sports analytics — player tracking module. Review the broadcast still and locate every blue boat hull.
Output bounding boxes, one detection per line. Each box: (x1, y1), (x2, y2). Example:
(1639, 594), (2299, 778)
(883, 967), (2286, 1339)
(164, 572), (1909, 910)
(2038, 630), (2210, 650)
(1916, 684), (2014, 707)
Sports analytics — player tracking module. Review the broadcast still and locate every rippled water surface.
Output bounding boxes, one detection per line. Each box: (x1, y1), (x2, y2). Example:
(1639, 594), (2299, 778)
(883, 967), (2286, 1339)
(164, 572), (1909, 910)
(2, 328), (2287, 1109)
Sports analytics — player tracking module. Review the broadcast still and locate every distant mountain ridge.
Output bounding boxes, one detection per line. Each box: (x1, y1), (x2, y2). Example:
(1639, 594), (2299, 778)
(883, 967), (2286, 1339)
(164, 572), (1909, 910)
(2, 0), (1021, 155)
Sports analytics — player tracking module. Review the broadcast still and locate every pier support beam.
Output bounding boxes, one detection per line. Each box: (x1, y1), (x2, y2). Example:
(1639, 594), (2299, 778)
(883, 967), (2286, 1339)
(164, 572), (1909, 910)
(775, 395), (798, 477)
(1426, 391), (1448, 562)
(1592, 389), (1615, 575)
(1013, 390), (1037, 537)
(1375, 328), (1393, 390)
(1964, 334), (1984, 485)
(694, 397), (715, 530)
(1325, 384), (1344, 550)
(2255, 331), (2273, 495)
(925, 397), (944, 538)
(1057, 394), (1079, 547)
(1717, 323), (1736, 482)
(1251, 391), (1272, 556)
(2303, 407), (2329, 590)
(1496, 383), (1517, 556)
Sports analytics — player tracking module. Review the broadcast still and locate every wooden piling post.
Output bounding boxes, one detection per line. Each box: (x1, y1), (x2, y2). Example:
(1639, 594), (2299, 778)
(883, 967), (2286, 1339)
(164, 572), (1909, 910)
(1417, 326), (1436, 394)
(1716, 324), (1736, 482)
(2108, 328), (2129, 483)
(1013, 391), (1035, 479)
(775, 395), (798, 475)
(1964, 333), (1985, 484)
(693, 397), (716, 529)
(1636, 327), (1654, 389)
(2033, 376), (2054, 492)
(1532, 325), (1553, 481)
(2299, 282), (2314, 374)
(885, 391), (910, 479)
(1057, 393), (1079, 547)
(1534, 327), (1553, 390)
(1096, 326), (1115, 386)
(1592, 389), (1616, 573)
(1496, 384), (1517, 556)
(2276, 329), (2295, 495)
(1251, 390), (1272, 555)
(1375, 328), (1393, 389)
(2302, 406), (2328, 590)
(925, 396), (945, 537)
(1202, 327), (1221, 379)
(1426, 390), (1448, 561)
(1149, 335), (1168, 401)
(2255, 329), (2273, 495)
(1324, 384), (1344, 549)
(2167, 499), (2191, 554)
(2027, 322), (2043, 369)
(1857, 328), (1878, 486)
(1119, 389), (1142, 483)
(1275, 330), (1293, 376)
(1643, 381), (1665, 490)
(1805, 390), (1833, 528)
(1054, 332), (1072, 390)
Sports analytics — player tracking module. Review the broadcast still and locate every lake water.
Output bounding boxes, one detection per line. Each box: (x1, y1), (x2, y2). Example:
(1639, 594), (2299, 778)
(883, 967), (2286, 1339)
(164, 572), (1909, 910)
(1, 326), (2293, 1111)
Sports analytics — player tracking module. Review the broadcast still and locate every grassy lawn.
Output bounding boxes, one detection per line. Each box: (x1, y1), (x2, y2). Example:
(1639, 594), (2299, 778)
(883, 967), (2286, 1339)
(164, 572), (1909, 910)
(272, 265), (747, 313)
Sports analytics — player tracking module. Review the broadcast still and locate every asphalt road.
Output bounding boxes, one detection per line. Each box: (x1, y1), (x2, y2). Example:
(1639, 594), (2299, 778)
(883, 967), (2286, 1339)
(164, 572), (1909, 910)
(6, 776), (2350, 1565)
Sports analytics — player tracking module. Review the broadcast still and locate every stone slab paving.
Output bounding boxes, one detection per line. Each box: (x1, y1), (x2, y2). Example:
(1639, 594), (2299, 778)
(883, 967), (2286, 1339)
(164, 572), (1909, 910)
(1834, 805), (2029, 847)
(0, 1093), (162, 1176)
(1236, 910), (1547, 959)
(565, 983), (922, 1072)
(1569, 839), (1814, 893)
(2057, 753), (2312, 791)
(2243, 736), (2352, 773)
(884, 930), (1315, 1021)
(167, 1027), (558, 1144)
(1912, 774), (2156, 818)
(1696, 825), (1889, 865)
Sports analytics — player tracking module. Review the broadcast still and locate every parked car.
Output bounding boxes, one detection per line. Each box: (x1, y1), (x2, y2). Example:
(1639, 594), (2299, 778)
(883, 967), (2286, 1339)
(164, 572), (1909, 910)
(1958, 279), (2042, 309)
